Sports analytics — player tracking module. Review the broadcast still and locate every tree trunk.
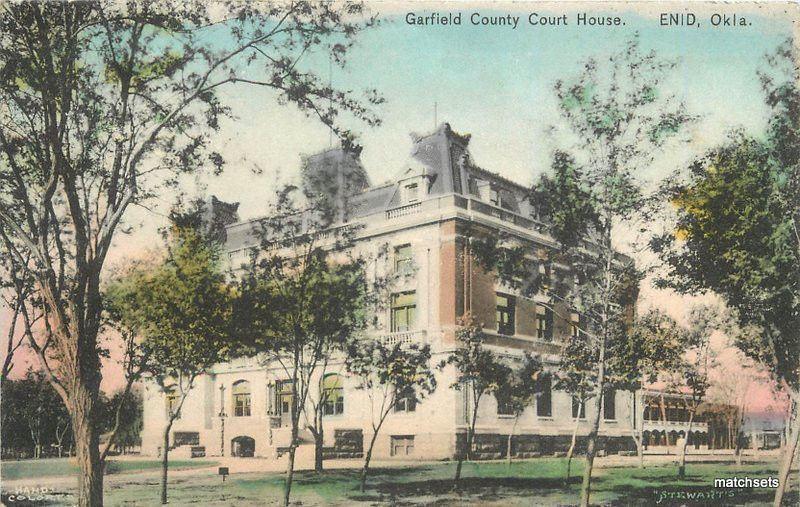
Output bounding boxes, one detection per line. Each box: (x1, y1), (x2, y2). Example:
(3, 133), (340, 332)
(506, 417), (519, 468)
(630, 393), (644, 469)
(283, 420), (299, 507)
(734, 429), (743, 467)
(360, 429), (381, 492)
(284, 446), (297, 507)
(636, 432), (644, 469)
(773, 404), (800, 507)
(313, 428), (324, 474)
(71, 389), (104, 507)
(678, 411), (694, 478)
(160, 422), (172, 505)
(579, 227), (613, 507)
(454, 401), (480, 489)
(580, 397), (603, 507)
(566, 412), (581, 482)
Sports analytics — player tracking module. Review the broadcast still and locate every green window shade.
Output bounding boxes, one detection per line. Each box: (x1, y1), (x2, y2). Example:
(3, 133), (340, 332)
(322, 374), (344, 415)
(391, 292), (417, 332)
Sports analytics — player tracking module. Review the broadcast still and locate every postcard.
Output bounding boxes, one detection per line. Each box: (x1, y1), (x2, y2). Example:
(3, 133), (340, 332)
(0, 1), (797, 506)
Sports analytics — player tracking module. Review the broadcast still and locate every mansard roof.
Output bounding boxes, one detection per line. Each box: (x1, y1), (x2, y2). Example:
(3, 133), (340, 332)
(222, 122), (539, 252)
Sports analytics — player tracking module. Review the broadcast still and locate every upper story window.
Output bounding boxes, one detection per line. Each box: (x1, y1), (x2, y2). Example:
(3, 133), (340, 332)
(536, 304), (553, 341)
(570, 312), (581, 338)
(496, 293), (515, 336)
(322, 374), (344, 416)
(572, 396), (586, 419)
(278, 379), (294, 415)
(391, 291), (417, 332)
(394, 244), (413, 273)
(536, 375), (552, 417)
(404, 183), (419, 203)
(394, 390), (417, 413)
(232, 380), (251, 417)
(497, 394), (516, 416)
(165, 388), (180, 419)
(489, 188), (500, 206)
(603, 389), (616, 421)
(538, 263), (551, 292)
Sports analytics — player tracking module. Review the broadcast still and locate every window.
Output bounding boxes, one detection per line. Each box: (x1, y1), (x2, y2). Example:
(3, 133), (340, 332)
(536, 304), (553, 341)
(165, 389), (180, 419)
(233, 380), (251, 417)
(497, 395), (516, 416)
(277, 380), (294, 415)
(496, 293), (515, 335)
(490, 187), (500, 206)
(538, 263), (551, 292)
(394, 392), (417, 413)
(394, 244), (413, 273)
(322, 374), (344, 416)
(390, 435), (415, 456)
(536, 375), (552, 417)
(570, 312), (581, 338)
(603, 389), (616, 420)
(404, 183), (419, 203)
(173, 432), (199, 446)
(391, 291), (417, 332)
(266, 383), (277, 415)
(572, 396), (586, 419)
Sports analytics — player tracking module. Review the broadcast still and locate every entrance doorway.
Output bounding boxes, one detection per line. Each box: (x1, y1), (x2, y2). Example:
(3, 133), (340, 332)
(231, 436), (255, 457)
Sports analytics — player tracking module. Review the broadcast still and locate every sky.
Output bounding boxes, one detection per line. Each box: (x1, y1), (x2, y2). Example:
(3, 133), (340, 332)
(3, 2), (795, 412)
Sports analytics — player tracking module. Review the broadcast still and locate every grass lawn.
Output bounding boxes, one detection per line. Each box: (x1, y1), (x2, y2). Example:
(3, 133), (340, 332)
(0, 458), (216, 481)
(3, 457), (795, 506)
(102, 458), (796, 506)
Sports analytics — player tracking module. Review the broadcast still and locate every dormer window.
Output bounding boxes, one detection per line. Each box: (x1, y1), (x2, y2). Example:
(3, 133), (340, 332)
(490, 188), (500, 206)
(404, 183), (419, 203)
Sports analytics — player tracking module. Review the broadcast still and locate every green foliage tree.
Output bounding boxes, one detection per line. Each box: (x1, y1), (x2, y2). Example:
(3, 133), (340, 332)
(657, 306), (716, 478)
(107, 219), (233, 505)
(441, 316), (512, 488)
(653, 40), (799, 506)
(0, 2), (380, 504)
(101, 388), (143, 455)
(493, 353), (542, 468)
(234, 186), (370, 507)
(556, 333), (595, 482)
(537, 35), (694, 507)
(618, 308), (687, 468)
(345, 340), (437, 492)
(1, 369), (72, 459)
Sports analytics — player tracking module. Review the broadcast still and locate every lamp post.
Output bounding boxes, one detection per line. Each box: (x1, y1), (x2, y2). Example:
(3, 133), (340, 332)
(219, 385), (227, 456)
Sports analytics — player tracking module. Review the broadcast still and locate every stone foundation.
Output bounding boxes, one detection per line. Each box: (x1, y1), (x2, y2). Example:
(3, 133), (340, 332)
(323, 428), (364, 459)
(455, 433), (637, 460)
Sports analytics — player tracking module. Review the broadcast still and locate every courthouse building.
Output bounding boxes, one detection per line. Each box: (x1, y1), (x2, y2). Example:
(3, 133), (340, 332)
(141, 124), (677, 460)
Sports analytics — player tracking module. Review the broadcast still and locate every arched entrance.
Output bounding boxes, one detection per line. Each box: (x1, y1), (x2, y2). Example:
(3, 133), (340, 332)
(668, 430), (679, 446)
(231, 436), (255, 457)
